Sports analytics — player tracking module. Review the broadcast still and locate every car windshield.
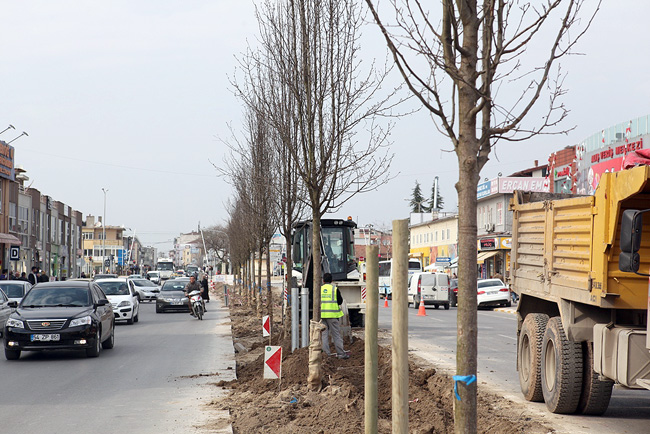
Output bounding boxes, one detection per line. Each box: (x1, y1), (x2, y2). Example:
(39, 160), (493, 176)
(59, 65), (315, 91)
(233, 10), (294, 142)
(21, 286), (90, 307)
(97, 281), (130, 295)
(148, 272), (159, 277)
(477, 279), (504, 289)
(0, 283), (26, 298)
(162, 280), (189, 291)
(132, 279), (157, 287)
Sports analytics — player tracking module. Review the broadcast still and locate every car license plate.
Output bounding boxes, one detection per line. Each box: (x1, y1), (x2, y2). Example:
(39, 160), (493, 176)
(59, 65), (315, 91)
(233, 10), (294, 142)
(488, 291), (498, 295)
(172, 300), (184, 305)
(31, 334), (60, 342)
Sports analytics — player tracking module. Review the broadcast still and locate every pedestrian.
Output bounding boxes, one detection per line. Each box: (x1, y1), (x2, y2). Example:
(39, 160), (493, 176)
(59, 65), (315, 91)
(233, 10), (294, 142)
(38, 272), (49, 283)
(201, 273), (210, 303)
(19, 272), (29, 282)
(28, 266), (38, 285)
(320, 272), (349, 359)
(0, 269), (7, 280)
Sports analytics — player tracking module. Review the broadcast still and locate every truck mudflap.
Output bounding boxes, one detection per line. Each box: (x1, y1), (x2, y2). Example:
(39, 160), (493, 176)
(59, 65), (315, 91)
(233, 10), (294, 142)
(593, 324), (650, 388)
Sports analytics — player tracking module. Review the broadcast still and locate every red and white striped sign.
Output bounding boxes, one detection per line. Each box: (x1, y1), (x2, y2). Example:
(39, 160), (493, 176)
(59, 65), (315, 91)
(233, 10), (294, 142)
(264, 346), (282, 379)
(361, 286), (366, 301)
(262, 315), (270, 337)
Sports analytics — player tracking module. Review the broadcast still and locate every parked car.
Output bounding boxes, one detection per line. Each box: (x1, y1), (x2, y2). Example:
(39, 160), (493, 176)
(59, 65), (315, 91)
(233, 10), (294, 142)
(147, 271), (161, 285)
(3, 281), (115, 360)
(407, 272), (450, 310)
(93, 273), (118, 281)
(449, 278), (458, 307)
(0, 290), (12, 338)
(476, 278), (511, 308)
(129, 278), (160, 302)
(95, 278), (140, 324)
(0, 281), (33, 303)
(127, 274), (143, 280)
(156, 277), (190, 313)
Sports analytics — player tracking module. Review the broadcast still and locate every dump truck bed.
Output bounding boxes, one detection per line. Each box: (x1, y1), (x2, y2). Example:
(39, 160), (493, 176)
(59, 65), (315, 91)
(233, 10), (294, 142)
(510, 165), (650, 310)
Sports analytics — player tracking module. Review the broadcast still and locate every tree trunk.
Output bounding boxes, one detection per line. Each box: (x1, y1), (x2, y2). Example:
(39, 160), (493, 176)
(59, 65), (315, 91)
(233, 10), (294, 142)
(257, 245), (263, 318)
(266, 238), (273, 334)
(308, 208), (323, 391)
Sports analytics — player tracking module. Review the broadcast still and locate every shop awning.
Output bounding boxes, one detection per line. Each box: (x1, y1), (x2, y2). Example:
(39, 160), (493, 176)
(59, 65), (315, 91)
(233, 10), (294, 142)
(477, 250), (499, 264)
(0, 233), (21, 246)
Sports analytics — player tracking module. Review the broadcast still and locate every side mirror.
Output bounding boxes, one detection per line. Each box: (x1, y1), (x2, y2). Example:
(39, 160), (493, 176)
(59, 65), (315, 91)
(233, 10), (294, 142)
(96, 299), (109, 306)
(619, 209), (649, 275)
(8, 301), (18, 308)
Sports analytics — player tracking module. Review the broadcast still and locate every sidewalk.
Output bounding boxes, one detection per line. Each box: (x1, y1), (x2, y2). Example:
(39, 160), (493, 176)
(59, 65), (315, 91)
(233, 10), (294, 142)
(203, 291), (237, 433)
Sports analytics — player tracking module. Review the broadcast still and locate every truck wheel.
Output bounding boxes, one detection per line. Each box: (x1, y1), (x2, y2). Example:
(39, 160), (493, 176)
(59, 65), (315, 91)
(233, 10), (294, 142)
(541, 316), (583, 413)
(348, 309), (364, 328)
(413, 296), (419, 310)
(518, 313), (549, 402)
(577, 342), (613, 415)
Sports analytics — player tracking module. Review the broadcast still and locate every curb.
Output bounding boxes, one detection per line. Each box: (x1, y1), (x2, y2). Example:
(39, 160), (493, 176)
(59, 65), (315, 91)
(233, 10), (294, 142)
(494, 307), (517, 315)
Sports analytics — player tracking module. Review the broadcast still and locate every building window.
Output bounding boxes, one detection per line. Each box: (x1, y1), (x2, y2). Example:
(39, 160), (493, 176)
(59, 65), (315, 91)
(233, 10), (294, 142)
(8, 203), (17, 233)
(18, 206), (29, 235)
(83, 232), (93, 240)
(447, 229), (450, 240)
(497, 202), (503, 225)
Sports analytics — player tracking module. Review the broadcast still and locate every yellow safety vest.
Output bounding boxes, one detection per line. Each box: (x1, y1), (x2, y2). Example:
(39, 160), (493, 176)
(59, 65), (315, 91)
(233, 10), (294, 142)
(320, 283), (343, 319)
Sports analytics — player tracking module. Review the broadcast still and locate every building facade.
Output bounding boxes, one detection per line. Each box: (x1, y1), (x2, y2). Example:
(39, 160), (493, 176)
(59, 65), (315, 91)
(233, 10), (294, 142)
(409, 212), (459, 268)
(82, 215), (125, 275)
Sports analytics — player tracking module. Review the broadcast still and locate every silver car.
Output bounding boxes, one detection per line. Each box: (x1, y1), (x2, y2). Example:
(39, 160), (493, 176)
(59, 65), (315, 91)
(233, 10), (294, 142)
(129, 279), (160, 302)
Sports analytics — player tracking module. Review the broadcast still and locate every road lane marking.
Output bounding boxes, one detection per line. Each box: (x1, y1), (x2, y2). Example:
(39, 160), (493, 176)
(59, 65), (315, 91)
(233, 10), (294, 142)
(498, 334), (517, 341)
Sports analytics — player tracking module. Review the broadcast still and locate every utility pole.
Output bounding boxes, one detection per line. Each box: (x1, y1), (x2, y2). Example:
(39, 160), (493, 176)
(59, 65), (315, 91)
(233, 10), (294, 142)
(102, 188), (108, 273)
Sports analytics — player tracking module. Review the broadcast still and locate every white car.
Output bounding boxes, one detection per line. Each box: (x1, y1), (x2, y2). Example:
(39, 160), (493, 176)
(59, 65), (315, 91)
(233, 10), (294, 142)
(95, 278), (140, 324)
(476, 279), (511, 308)
(407, 272), (450, 309)
(0, 281), (33, 304)
(128, 278), (160, 302)
(147, 271), (161, 285)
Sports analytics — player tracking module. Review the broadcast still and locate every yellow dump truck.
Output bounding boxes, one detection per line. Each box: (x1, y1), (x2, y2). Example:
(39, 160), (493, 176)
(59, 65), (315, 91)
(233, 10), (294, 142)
(510, 165), (650, 415)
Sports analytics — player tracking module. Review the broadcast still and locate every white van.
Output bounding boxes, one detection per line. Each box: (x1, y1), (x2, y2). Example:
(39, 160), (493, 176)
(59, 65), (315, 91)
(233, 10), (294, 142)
(378, 258), (423, 298)
(407, 272), (450, 310)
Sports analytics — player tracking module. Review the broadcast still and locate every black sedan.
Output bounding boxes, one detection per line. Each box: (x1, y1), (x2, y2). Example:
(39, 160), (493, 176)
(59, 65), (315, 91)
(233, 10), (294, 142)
(3, 281), (115, 360)
(156, 278), (190, 313)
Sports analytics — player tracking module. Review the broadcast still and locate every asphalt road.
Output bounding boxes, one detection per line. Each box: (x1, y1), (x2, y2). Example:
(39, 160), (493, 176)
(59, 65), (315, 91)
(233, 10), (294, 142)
(0, 298), (235, 434)
(377, 301), (650, 434)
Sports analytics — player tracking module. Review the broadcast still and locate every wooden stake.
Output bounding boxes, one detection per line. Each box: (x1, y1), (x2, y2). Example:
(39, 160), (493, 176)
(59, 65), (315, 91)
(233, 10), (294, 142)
(365, 245), (379, 434)
(392, 219), (409, 433)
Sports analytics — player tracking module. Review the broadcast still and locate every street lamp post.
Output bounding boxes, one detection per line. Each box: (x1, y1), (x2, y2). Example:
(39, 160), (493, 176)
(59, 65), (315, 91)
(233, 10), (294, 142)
(102, 188), (108, 273)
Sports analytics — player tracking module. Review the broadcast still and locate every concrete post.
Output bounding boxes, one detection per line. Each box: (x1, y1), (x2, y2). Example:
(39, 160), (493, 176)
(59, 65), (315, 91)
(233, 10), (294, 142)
(224, 284), (229, 307)
(301, 287), (309, 348)
(392, 219), (409, 433)
(365, 245), (379, 434)
(291, 287), (299, 352)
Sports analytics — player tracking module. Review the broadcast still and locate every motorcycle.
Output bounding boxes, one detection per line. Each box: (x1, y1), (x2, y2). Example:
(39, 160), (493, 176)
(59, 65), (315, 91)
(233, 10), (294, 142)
(188, 290), (204, 320)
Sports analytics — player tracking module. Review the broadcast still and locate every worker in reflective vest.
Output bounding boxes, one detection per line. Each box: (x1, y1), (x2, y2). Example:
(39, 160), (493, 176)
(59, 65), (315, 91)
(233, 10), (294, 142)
(321, 272), (349, 359)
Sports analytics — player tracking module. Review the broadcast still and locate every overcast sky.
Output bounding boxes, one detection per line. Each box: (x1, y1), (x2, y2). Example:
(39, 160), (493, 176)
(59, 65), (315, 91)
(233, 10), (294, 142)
(1, 1), (647, 251)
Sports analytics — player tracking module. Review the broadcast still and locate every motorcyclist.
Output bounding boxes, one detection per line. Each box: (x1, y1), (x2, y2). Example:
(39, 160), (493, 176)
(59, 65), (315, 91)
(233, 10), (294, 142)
(184, 275), (203, 316)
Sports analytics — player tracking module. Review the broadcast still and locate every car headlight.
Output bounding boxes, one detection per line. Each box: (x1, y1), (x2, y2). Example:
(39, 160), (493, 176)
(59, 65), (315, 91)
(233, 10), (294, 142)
(6, 318), (24, 328)
(118, 301), (131, 307)
(163, 297), (175, 302)
(70, 316), (92, 327)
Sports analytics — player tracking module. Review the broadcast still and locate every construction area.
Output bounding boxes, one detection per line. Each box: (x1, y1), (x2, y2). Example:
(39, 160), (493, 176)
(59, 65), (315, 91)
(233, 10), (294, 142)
(208, 283), (552, 433)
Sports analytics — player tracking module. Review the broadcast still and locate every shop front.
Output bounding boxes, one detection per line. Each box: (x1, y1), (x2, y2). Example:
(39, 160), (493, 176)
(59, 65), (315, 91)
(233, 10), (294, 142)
(477, 236), (511, 280)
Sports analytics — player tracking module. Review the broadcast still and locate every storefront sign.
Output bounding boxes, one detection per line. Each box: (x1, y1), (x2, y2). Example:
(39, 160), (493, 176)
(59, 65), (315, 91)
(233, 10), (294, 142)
(500, 238), (512, 249)
(477, 180), (491, 199)
(0, 140), (15, 181)
(480, 239), (496, 250)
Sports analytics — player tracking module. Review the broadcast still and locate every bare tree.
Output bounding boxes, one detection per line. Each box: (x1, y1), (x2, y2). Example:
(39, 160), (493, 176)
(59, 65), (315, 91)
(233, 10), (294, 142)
(242, 0), (396, 389)
(365, 0), (599, 431)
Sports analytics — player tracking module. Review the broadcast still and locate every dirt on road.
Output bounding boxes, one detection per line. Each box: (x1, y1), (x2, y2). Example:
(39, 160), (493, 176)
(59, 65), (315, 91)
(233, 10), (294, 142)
(208, 290), (552, 433)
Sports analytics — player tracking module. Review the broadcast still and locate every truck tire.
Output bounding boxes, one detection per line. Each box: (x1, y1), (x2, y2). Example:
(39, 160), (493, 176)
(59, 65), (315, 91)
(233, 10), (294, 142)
(541, 316), (583, 414)
(518, 313), (549, 402)
(577, 341), (613, 415)
(348, 309), (364, 328)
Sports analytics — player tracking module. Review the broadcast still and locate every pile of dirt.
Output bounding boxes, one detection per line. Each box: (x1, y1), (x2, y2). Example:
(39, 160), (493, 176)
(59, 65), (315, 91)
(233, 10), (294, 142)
(210, 290), (551, 433)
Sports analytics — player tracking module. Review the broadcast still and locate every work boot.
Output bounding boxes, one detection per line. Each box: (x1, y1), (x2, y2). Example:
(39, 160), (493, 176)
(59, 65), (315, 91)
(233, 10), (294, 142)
(337, 354), (350, 359)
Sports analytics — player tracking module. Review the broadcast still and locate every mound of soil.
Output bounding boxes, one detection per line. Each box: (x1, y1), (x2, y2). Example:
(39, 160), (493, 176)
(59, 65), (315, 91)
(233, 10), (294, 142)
(210, 289), (551, 434)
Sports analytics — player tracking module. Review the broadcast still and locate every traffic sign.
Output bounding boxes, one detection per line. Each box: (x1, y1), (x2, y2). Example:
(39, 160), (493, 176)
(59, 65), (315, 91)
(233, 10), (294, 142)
(262, 315), (270, 337)
(263, 346), (282, 379)
(9, 246), (19, 261)
(104, 259), (110, 267)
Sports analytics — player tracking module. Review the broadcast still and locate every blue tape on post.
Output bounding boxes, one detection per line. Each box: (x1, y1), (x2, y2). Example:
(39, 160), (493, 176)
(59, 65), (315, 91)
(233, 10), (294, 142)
(452, 375), (477, 401)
